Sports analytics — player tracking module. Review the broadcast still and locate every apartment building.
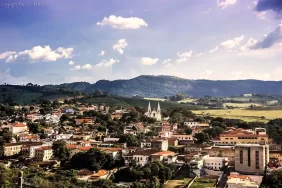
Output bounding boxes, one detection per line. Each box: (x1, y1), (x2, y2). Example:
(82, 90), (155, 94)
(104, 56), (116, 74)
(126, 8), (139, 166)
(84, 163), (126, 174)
(34, 146), (53, 161)
(219, 128), (268, 146)
(235, 144), (269, 175)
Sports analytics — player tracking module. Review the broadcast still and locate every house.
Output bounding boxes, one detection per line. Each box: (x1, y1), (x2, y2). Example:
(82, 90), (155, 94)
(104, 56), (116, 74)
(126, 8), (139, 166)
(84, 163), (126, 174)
(167, 137), (178, 147)
(269, 150), (282, 165)
(184, 144), (203, 153)
(99, 148), (123, 160)
(151, 138), (168, 151)
(43, 128), (58, 136)
(18, 134), (40, 142)
(75, 118), (95, 125)
(3, 143), (23, 156)
(140, 139), (152, 148)
(69, 146), (94, 158)
(22, 142), (44, 158)
(72, 133), (91, 141)
(202, 146), (235, 162)
(184, 121), (200, 128)
(88, 170), (109, 181)
(203, 156), (228, 171)
(26, 113), (43, 122)
(226, 172), (259, 188)
(34, 146), (53, 161)
(158, 131), (173, 138)
(171, 134), (194, 146)
(123, 149), (160, 166)
(151, 151), (177, 164)
(11, 123), (28, 134)
(77, 169), (95, 180)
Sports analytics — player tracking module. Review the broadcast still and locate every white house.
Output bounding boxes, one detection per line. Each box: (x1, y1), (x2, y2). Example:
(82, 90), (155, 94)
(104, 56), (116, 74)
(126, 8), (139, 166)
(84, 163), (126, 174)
(11, 123), (28, 134)
(203, 156), (227, 171)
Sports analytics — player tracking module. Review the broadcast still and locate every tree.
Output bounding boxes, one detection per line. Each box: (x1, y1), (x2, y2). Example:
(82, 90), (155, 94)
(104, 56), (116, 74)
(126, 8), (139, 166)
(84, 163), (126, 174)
(91, 179), (116, 188)
(193, 133), (209, 144)
(52, 140), (70, 164)
(158, 167), (172, 182)
(118, 134), (139, 146)
(145, 176), (161, 188)
(185, 127), (192, 135)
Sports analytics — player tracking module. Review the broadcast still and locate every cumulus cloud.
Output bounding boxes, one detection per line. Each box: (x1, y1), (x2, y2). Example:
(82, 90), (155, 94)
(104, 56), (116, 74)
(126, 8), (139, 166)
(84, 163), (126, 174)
(98, 50), (106, 56)
(252, 21), (282, 48)
(255, 0), (282, 14)
(68, 60), (75, 65)
(210, 35), (244, 52)
(113, 39), (128, 54)
(71, 64), (92, 71)
(0, 45), (74, 63)
(140, 57), (159, 65)
(176, 51), (192, 64)
(240, 38), (258, 51)
(97, 15), (148, 29)
(217, 0), (237, 9)
(0, 68), (27, 84)
(96, 58), (119, 67)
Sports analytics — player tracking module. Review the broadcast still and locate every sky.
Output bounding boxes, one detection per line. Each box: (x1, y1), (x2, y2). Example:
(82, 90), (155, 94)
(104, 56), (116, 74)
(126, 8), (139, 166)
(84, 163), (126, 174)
(0, 0), (282, 85)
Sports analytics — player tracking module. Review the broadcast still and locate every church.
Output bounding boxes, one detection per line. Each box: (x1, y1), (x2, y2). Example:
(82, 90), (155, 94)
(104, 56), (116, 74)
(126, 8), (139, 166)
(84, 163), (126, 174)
(144, 102), (162, 121)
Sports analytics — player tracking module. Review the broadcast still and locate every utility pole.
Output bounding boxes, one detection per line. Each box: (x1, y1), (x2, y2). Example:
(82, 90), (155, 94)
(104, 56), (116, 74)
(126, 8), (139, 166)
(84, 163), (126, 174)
(17, 171), (23, 188)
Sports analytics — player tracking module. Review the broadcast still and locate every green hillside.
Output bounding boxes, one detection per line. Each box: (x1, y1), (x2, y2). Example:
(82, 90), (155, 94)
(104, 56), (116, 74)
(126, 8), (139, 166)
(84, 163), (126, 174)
(83, 96), (201, 110)
(0, 85), (77, 105)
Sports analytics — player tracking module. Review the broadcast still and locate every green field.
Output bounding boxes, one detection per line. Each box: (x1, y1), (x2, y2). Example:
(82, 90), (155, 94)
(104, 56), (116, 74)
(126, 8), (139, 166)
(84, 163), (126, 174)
(193, 109), (282, 122)
(164, 167), (191, 188)
(85, 96), (201, 110)
(190, 178), (216, 188)
(223, 103), (263, 108)
(144, 97), (166, 101)
(177, 98), (196, 103)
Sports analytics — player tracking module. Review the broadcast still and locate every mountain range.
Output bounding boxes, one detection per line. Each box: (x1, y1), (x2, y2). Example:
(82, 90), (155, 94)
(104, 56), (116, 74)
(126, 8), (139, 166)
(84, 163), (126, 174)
(59, 75), (282, 97)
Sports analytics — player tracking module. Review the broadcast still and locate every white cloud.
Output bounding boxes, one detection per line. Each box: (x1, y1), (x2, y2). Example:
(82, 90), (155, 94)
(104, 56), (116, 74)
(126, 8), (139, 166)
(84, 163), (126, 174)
(217, 0), (237, 9)
(162, 59), (173, 67)
(176, 51), (192, 64)
(210, 35), (244, 53)
(0, 68), (27, 84)
(71, 64), (92, 70)
(247, 1), (257, 10)
(0, 51), (16, 60)
(113, 39), (128, 54)
(97, 15), (148, 29)
(240, 38), (258, 51)
(68, 60), (75, 65)
(140, 57), (159, 65)
(255, 11), (268, 20)
(81, 64), (92, 70)
(0, 45), (74, 63)
(96, 58), (119, 67)
(195, 53), (203, 57)
(98, 50), (106, 56)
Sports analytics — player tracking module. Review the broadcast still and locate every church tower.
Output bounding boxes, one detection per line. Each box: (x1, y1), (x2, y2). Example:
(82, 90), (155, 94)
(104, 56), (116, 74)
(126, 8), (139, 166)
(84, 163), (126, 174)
(157, 102), (161, 114)
(148, 102), (152, 113)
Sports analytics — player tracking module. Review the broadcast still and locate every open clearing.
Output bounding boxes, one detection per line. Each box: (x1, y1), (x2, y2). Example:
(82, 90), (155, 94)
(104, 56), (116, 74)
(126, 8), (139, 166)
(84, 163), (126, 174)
(192, 109), (282, 122)
(164, 167), (191, 188)
(177, 98), (196, 103)
(223, 103), (263, 108)
(144, 97), (166, 101)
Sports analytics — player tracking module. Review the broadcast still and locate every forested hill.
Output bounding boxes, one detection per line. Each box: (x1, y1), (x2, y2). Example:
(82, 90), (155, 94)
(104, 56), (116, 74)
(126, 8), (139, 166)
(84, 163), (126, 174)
(60, 75), (282, 97)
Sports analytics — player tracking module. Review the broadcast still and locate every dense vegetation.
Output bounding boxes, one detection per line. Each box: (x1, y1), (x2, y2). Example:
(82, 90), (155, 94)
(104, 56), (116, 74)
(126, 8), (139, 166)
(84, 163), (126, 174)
(61, 75), (282, 97)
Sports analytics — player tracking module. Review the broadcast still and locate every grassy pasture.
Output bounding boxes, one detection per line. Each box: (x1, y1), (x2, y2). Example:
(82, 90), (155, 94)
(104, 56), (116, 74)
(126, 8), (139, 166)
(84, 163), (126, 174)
(193, 109), (282, 122)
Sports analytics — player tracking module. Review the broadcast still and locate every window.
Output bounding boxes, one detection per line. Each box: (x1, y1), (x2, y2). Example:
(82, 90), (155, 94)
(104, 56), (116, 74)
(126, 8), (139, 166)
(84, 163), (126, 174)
(256, 151), (259, 169)
(248, 148), (251, 167)
(240, 150), (243, 164)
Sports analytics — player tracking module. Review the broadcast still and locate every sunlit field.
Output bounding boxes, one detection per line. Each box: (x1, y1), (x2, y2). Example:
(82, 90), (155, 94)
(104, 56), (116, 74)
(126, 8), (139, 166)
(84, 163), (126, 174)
(144, 97), (166, 101)
(223, 103), (263, 108)
(193, 109), (282, 122)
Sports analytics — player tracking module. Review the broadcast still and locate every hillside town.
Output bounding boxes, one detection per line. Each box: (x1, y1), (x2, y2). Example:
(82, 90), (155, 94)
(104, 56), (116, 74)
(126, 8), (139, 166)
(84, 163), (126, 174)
(0, 99), (281, 188)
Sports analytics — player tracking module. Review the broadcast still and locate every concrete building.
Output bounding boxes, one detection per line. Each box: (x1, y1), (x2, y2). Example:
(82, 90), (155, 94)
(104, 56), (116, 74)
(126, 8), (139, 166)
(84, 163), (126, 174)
(151, 139), (168, 151)
(219, 128), (268, 146)
(144, 102), (162, 121)
(34, 146), (53, 161)
(235, 144), (269, 175)
(203, 156), (227, 171)
(11, 123), (28, 134)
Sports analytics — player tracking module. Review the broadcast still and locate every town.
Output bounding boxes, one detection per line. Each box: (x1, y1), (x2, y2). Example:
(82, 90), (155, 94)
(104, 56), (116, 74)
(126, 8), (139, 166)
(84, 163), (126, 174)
(0, 98), (281, 188)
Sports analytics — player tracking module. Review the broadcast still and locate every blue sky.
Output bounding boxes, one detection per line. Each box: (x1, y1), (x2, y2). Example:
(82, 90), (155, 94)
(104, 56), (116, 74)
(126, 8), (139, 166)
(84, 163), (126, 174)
(0, 0), (282, 84)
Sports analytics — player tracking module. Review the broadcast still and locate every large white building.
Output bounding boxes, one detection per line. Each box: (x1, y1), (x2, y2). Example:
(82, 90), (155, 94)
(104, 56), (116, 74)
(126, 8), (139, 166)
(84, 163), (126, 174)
(144, 102), (162, 121)
(203, 156), (227, 171)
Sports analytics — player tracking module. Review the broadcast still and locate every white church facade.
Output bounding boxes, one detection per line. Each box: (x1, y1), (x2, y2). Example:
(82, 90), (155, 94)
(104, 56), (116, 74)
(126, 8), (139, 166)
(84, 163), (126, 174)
(144, 102), (162, 121)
